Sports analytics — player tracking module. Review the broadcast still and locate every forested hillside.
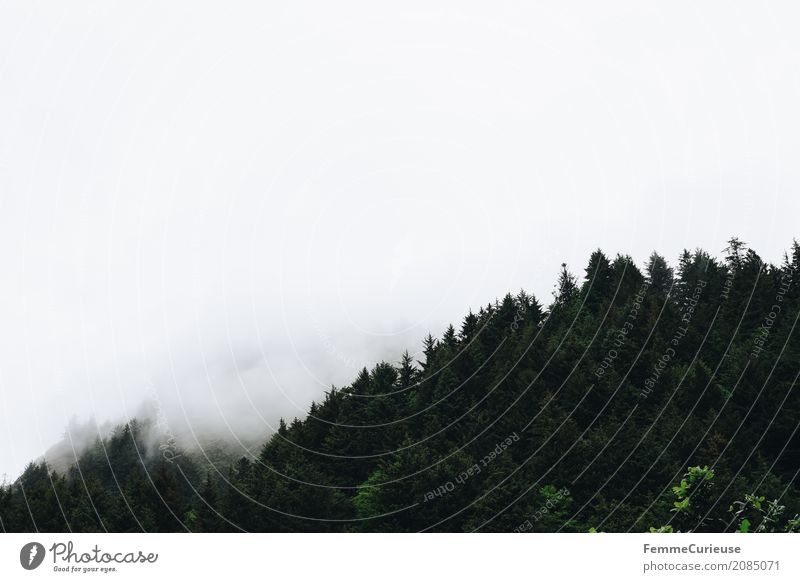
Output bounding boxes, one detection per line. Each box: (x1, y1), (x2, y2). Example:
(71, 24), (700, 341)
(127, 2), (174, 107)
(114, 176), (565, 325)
(2, 240), (799, 533)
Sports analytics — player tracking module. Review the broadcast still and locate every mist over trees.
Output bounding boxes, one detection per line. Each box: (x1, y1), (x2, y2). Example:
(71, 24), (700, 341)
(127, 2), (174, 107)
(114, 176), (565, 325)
(2, 239), (800, 532)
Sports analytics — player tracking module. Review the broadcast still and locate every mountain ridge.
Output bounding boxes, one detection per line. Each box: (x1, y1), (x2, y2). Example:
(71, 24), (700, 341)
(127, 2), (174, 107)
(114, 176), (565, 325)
(3, 239), (799, 533)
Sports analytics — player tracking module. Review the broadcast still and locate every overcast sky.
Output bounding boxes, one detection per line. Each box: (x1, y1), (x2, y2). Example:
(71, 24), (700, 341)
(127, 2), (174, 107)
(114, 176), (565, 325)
(1, 1), (799, 479)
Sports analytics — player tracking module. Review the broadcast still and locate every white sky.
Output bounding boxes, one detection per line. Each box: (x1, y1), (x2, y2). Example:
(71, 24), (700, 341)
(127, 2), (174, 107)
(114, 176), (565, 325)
(1, 1), (799, 479)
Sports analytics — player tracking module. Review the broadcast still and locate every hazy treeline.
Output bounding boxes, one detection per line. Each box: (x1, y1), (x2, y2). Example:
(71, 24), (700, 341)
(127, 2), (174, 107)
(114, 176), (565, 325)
(2, 239), (799, 532)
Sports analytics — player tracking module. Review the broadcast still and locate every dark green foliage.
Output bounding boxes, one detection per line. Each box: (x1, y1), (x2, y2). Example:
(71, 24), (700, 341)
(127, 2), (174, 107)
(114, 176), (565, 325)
(2, 242), (799, 532)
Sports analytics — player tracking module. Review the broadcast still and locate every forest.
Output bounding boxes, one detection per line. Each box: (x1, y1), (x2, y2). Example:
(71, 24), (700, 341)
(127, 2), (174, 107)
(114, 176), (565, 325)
(2, 239), (799, 533)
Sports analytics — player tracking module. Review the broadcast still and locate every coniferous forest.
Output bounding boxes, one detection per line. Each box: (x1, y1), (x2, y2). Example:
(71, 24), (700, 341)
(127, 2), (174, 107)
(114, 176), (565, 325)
(2, 239), (800, 533)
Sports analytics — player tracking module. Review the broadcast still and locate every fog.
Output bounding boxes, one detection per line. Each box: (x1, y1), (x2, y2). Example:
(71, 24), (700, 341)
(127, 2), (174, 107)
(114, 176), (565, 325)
(2, 1), (800, 479)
